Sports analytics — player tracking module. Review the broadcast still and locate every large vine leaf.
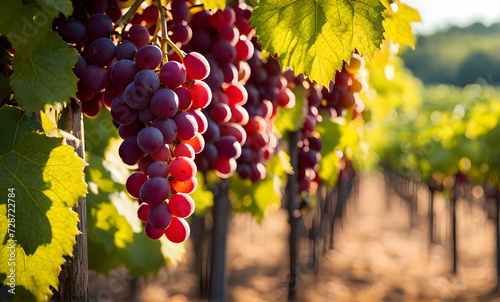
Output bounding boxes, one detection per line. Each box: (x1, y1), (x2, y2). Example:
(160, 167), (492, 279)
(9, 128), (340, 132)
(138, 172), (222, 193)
(0, 106), (87, 301)
(0, 0), (79, 113)
(229, 176), (281, 224)
(250, 0), (386, 87)
(381, 0), (421, 49)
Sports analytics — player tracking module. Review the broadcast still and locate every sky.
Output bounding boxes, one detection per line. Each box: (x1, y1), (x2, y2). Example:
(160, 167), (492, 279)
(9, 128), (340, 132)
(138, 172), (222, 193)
(403, 0), (500, 35)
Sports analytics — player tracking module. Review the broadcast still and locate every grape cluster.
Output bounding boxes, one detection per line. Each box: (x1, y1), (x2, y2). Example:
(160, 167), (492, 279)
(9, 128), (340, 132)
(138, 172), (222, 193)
(177, 5), (255, 178)
(59, 0), (216, 242)
(116, 48), (211, 242)
(316, 53), (368, 120)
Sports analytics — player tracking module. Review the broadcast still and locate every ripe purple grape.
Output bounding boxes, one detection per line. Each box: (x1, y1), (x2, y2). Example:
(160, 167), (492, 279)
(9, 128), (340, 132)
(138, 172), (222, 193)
(139, 177), (171, 205)
(135, 45), (162, 70)
(152, 118), (178, 144)
(159, 61), (187, 88)
(148, 201), (173, 230)
(137, 127), (164, 154)
(150, 88), (179, 119)
(85, 13), (113, 41)
(134, 69), (160, 96)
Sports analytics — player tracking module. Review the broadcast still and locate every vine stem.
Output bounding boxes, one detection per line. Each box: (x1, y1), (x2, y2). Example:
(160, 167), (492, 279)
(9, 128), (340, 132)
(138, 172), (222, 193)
(158, 1), (185, 62)
(115, 0), (145, 27)
(150, 7), (162, 45)
(158, 0), (169, 63)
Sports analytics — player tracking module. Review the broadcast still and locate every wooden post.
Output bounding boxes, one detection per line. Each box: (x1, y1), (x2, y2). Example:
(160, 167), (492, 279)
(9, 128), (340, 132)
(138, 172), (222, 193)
(429, 188), (435, 246)
(451, 182), (458, 275)
(496, 190), (500, 291)
(208, 178), (230, 301)
(287, 131), (300, 301)
(57, 100), (89, 301)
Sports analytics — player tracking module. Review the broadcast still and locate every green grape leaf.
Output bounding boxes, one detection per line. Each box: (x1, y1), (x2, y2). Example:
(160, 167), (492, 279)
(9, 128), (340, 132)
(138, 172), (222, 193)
(274, 87), (307, 136)
(0, 106), (86, 301)
(381, 0), (421, 49)
(0, 0), (78, 113)
(319, 152), (341, 187)
(200, 0), (226, 11)
(41, 0), (73, 17)
(315, 118), (342, 158)
(10, 30), (79, 113)
(229, 176), (281, 224)
(266, 150), (293, 176)
(251, 0), (385, 87)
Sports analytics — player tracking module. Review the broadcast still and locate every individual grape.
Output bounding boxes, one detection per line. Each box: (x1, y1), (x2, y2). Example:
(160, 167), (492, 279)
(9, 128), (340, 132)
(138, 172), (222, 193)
(174, 112), (198, 140)
(106, 2), (122, 22)
(137, 127), (164, 154)
(140, 177), (171, 205)
(187, 108), (208, 134)
(217, 26), (239, 46)
(191, 10), (211, 29)
(85, 13), (113, 41)
(58, 19), (86, 43)
(171, 176), (197, 194)
(159, 61), (187, 88)
(89, 38), (115, 67)
(150, 88), (179, 119)
(137, 203), (151, 223)
(209, 7), (236, 29)
(180, 132), (205, 154)
(234, 17), (252, 36)
(221, 63), (238, 84)
(211, 157), (236, 176)
(126, 172), (148, 198)
(168, 21), (192, 45)
(111, 59), (139, 87)
(138, 106), (157, 124)
(174, 143), (195, 160)
(138, 154), (155, 173)
(171, 0), (189, 23)
(148, 201), (173, 230)
(151, 144), (170, 162)
(211, 40), (236, 64)
(82, 93), (103, 117)
(168, 193), (194, 218)
(147, 161), (170, 178)
(338, 89), (355, 108)
(128, 24), (151, 49)
(235, 37), (254, 61)
(298, 149), (319, 169)
(220, 123), (247, 145)
(135, 45), (162, 70)
(174, 87), (192, 111)
(307, 136), (322, 152)
(152, 118), (178, 144)
(214, 136), (241, 159)
(119, 120), (142, 139)
(145, 222), (164, 240)
(183, 52), (210, 80)
(345, 53), (365, 74)
(103, 82), (123, 109)
(224, 83), (248, 105)
(119, 136), (144, 165)
(115, 40), (137, 61)
(76, 82), (94, 102)
(210, 103), (231, 124)
(189, 80), (212, 109)
(164, 217), (190, 243)
(277, 88), (295, 108)
(203, 119), (220, 142)
(73, 55), (87, 77)
(190, 30), (212, 53)
(79, 65), (108, 93)
(89, 0), (108, 14)
(110, 95), (138, 125)
(169, 156), (196, 182)
(134, 69), (160, 96)
(123, 83), (150, 110)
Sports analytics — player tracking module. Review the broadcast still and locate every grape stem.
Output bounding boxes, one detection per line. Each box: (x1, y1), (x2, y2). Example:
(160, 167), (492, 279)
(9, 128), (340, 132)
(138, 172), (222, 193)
(158, 1), (185, 62)
(150, 6), (162, 45)
(116, 0), (145, 27)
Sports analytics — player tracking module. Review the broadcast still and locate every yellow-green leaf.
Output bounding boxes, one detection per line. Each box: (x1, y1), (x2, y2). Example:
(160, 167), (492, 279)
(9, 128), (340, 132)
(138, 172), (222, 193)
(0, 106), (86, 301)
(381, 0), (421, 49)
(251, 0), (385, 87)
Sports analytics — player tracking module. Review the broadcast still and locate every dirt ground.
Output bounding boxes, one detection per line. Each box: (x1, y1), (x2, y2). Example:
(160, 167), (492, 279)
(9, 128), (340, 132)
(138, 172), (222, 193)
(89, 173), (500, 302)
